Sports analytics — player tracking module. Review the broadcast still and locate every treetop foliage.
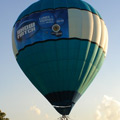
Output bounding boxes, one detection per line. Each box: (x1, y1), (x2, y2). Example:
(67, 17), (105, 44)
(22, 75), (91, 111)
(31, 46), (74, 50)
(0, 110), (9, 120)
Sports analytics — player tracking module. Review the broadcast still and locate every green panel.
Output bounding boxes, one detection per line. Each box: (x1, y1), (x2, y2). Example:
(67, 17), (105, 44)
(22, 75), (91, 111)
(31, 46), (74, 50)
(81, 53), (105, 94)
(77, 43), (99, 93)
(74, 41), (91, 89)
(78, 48), (105, 95)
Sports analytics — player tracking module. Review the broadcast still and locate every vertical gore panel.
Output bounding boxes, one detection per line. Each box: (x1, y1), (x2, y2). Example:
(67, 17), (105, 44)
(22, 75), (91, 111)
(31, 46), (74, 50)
(73, 41), (91, 91)
(104, 28), (108, 55)
(91, 14), (101, 45)
(54, 40), (69, 92)
(99, 20), (106, 48)
(17, 45), (50, 95)
(68, 9), (93, 40)
(82, 52), (105, 94)
(54, 0), (68, 8)
(40, 0), (54, 9)
(78, 43), (98, 90)
(79, 48), (105, 95)
(12, 28), (18, 56)
(67, 40), (81, 91)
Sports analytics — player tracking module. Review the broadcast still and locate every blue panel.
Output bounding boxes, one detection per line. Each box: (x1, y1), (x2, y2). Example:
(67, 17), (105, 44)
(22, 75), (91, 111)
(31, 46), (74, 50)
(14, 9), (69, 51)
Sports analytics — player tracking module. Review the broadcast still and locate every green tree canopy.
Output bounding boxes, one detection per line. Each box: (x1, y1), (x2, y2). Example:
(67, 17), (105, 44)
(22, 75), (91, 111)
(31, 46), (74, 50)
(0, 110), (9, 120)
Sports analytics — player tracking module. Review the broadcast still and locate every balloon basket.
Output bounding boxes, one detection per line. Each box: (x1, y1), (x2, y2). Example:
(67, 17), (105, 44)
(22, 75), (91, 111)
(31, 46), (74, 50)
(59, 115), (69, 120)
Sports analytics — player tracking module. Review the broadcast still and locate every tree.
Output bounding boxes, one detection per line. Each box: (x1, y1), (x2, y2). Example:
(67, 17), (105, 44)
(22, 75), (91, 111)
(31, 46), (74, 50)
(0, 110), (9, 120)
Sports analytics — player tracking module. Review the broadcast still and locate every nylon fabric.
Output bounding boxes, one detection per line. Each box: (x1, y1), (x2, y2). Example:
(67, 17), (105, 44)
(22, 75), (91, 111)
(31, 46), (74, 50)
(16, 39), (103, 96)
(12, 0), (108, 115)
(15, 0), (102, 23)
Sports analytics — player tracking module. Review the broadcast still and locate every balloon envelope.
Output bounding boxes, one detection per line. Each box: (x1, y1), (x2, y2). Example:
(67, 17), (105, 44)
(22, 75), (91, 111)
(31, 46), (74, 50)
(12, 0), (108, 115)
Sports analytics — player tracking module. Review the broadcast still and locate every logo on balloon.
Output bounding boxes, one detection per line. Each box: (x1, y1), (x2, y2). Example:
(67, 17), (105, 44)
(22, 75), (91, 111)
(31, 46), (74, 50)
(52, 24), (60, 32)
(51, 24), (62, 37)
(16, 20), (39, 41)
(39, 12), (55, 28)
(38, 11), (65, 37)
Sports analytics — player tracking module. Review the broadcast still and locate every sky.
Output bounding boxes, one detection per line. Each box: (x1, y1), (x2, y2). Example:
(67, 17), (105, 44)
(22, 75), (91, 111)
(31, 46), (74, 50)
(0, 0), (120, 120)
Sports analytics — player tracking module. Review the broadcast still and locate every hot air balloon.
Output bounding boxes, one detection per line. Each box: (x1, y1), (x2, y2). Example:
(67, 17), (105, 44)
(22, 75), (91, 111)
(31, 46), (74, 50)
(12, 0), (108, 118)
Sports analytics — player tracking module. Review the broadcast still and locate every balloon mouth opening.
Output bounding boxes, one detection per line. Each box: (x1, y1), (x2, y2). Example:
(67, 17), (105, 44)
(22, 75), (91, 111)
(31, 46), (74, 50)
(45, 91), (81, 115)
(53, 104), (73, 115)
(53, 105), (72, 108)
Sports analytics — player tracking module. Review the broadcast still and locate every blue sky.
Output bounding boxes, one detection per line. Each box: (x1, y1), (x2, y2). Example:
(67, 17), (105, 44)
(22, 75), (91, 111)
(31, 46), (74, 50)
(0, 0), (120, 120)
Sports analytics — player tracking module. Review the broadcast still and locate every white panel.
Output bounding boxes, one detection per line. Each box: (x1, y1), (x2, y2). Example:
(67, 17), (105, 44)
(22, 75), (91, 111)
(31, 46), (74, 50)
(99, 20), (106, 48)
(91, 14), (101, 45)
(104, 26), (108, 56)
(68, 9), (93, 41)
(68, 9), (108, 52)
(99, 20), (108, 55)
(12, 28), (18, 57)
(68, 9), (82, 38)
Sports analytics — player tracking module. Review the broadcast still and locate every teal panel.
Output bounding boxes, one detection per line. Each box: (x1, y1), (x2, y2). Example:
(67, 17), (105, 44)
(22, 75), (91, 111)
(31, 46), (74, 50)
(15, 0), (101, 23)
(78, 48), (105, 94)
(78, 44), (98, 88)
(85, 3), (102, 19)
(82, 52), (105, 94)
(72, 42), (98, 93)
(16, 39), (105, 96)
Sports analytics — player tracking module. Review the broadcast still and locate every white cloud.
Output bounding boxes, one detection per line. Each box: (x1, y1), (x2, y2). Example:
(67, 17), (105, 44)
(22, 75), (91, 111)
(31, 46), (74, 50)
(96, 95), (120, 120)
(30, 105), (41, 115)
